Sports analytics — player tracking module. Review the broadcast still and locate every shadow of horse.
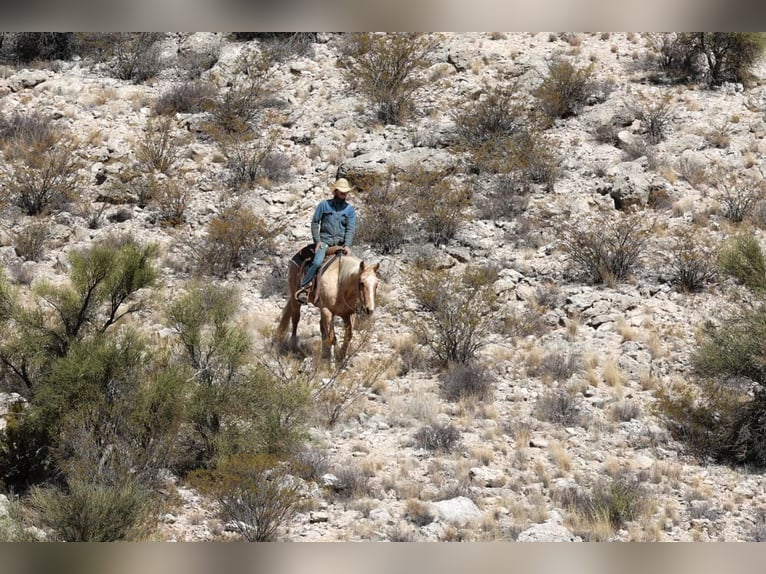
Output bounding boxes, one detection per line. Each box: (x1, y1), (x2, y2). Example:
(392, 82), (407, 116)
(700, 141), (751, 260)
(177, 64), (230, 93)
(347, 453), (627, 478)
(276, 251), (380, 361)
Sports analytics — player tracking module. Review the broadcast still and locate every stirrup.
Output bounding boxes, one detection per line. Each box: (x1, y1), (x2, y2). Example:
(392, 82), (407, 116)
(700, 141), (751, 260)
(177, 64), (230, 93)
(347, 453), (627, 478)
(295, 287), (309, 304)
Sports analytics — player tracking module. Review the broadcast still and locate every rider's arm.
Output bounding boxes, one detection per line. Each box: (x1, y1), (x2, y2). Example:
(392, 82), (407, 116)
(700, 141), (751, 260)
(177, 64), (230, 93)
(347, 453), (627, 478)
(311, 201), (326, 245)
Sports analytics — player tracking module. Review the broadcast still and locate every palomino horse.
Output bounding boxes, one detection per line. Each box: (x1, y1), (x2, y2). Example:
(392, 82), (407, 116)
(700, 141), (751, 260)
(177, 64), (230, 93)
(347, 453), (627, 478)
(277, 251), (380, 360)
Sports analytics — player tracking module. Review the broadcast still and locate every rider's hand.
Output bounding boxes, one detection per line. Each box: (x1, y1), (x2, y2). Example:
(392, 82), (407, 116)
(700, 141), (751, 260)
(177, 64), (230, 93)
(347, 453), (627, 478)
(342, 246), (350, 255)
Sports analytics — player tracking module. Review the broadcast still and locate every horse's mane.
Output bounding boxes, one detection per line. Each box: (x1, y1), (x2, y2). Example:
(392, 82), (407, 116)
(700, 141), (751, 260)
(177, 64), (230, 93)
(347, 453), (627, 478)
(337, 255), (362, 283)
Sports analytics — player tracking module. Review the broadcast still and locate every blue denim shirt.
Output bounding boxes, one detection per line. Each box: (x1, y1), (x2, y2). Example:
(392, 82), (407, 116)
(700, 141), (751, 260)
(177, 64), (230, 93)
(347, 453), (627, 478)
(311, 197), (356, 247)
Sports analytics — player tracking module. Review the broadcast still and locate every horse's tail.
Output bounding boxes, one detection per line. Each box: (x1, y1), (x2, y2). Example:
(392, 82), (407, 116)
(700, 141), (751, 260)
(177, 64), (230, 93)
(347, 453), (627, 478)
(276, 259), (301, 342)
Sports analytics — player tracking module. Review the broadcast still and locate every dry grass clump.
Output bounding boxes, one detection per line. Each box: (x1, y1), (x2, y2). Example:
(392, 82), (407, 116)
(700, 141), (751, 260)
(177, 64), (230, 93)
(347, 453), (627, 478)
(439, 361), (495, 403)
(414, 422), (462, 453)
(534, 388), (584, 426)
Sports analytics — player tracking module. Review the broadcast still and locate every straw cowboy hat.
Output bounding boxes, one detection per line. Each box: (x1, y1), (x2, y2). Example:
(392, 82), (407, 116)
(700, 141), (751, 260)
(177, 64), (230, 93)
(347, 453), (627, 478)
(330, 178), (355, 193)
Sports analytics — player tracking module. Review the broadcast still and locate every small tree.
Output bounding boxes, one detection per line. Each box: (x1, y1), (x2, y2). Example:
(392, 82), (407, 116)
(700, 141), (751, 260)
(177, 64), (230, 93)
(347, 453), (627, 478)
(342, 33), (440, 125)
(677, 33), (766, 86)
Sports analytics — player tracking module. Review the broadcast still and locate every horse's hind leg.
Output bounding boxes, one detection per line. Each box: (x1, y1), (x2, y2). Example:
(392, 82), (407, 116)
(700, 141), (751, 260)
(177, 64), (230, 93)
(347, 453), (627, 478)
(289, 303), (301, 351)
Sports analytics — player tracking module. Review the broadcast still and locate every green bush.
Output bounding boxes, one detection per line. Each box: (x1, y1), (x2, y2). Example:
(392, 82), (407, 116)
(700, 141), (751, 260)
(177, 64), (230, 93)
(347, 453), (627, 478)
(717, 231), (766, 293)
(341, 33), (440, 125)
(534, 57), (597, 123)
(407, 264), (498, 366)
(562, 212), (652, 284)
(189, 454), (300, 541)
(0, 238), (162, 491)
(29, 477), (153, 541)
(195, 203), (282, 278)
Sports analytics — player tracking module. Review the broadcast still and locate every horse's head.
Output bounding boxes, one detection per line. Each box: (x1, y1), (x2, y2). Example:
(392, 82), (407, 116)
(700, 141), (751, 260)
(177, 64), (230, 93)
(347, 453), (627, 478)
(358, 261), (380, 315)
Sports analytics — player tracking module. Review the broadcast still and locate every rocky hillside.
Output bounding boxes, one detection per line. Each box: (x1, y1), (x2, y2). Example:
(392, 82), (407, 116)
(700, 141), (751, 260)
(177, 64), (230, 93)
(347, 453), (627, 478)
(1, 32), (766, 542)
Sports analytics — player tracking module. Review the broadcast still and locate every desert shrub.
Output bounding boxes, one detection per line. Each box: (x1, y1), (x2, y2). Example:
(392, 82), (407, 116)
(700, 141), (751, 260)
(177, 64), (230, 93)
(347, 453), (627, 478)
(440, 361), (494, 402)
(0, 111), (57, 147)
(717, 231), (766, 293)
(475, 173), (531, 220)
(154, 179), (188, 226)
(452, 81), (530, 151)
(1, 33), (73, 63)
(528, 348), (580, 381)
(291, 445), (330, 482)
(136, 117), (184, 175)
(154, 80), (218, 116)
(674, 33), (766, 87)
(751, 511), (766, 542)
(534, 56), (597, 123)
(655, 378), (766, 468)
(400, 170), (470, 245)
(12, 220), (50, 262)
(451, 83), (559, 188)
(609, 399), (641, 422)
(195, 204), (282, 278)
(257, 33), (318, 62)
(189, 454), (300, 541)
(414, 422), (461, 453)
(534, 388), (583, 426)
(716, 172), (764, 223)
(341, 32), (440, 125)
(668, 227), (717, 292)
(555, 474), (648, 537)
(28, 477), (153, 541)
(178, 46), (221, 80)
(657, 296), (766, 468)
(625, 93), (675, 144)
(706, 119), (732, 149)
(562, 212), (652, 284)
(221, 128), (290, 191)
(330, 463), (373, 499)
(206, 52), (278, 135)
(407, 264), (498, 367)
(0, 237), (162, 492)
(404, 499), (435, 526)
(112, 33), (164, 83)
(355, 176), (412, 254)
(0, 123), (82, 216)
(514, 129), (561, 191)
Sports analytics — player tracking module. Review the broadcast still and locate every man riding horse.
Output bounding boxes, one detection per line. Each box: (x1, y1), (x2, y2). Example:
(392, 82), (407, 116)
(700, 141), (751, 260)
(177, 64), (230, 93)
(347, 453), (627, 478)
(295, 178), (357, 304)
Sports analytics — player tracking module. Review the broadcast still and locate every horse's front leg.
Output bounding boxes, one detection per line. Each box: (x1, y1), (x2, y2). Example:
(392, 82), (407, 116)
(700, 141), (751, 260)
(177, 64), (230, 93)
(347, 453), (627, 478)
(320, 308), (335, 360)
(338, 314), (354, 362)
